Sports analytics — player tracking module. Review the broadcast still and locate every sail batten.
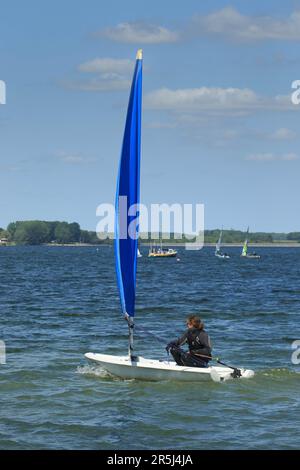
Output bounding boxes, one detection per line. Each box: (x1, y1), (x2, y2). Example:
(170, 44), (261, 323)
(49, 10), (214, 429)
(115, 51), (143, 318)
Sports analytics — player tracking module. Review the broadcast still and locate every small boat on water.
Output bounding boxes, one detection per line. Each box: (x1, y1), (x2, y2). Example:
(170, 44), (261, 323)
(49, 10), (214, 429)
(85, 353), (254, 382)
(241, 227), (261, 259)
(215, 229), (230, 259)
(85, 50), (254, 383)
(148, 242), (177, 258)
(137, 248), (142, 258)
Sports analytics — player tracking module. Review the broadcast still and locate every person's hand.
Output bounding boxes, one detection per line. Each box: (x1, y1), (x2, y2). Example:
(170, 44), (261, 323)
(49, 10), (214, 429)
(166, 342), (176, 353)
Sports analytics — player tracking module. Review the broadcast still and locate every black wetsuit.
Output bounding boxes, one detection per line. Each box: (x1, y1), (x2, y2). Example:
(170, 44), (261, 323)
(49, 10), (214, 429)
(169, 327), (212, 367)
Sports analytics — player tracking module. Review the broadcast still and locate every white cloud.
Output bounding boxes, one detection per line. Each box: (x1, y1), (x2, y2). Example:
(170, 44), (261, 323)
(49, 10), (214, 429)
(270, 127), (296, 140)
(246, 152), (299, 162)
(61, 155), (84, 164)
(99, 21), (179, 44)
(145, 87), (259, 111)
(282, 152), (299, 161)
(194, 7), (300, 41)
(56, 151), (94, 164)
(78, 58), (134, 74)
(246, 153), (276, 161)
(65, 78), (131, 92)
(65, 57), (135, 92)
(146, 121), (178, 129)
(0, 163), (22, 172)
(144, 86), (297, 114)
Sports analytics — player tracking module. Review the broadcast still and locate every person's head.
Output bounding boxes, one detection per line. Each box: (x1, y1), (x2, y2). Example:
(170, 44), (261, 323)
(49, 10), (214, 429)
(186, 315), (204, 330)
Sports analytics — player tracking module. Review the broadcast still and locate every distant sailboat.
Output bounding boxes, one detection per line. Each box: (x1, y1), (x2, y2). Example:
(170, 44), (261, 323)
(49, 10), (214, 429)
(85, 51), (254, 382)
(148, 247), (177, 258)
(148, 237), (177, 258)
(241, 236), (248, 257)
(241, 227), (260, 259)
(215, 229), (230, 259)
(137, 248), (142, 258)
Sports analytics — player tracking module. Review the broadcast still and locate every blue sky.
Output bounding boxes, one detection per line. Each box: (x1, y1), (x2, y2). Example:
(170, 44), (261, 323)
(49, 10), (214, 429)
(0, 0), (300, 232)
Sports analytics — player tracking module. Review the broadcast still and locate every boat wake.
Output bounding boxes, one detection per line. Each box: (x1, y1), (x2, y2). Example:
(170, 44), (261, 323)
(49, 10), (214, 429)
(76, 365), (111, 378)
(76, 365), (136, 382)
(260, 367), (300, 378)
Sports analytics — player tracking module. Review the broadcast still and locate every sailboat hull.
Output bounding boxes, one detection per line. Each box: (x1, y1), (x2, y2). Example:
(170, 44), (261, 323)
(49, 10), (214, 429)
(148, 252), (177, 258)
(85, 353), (254, 382)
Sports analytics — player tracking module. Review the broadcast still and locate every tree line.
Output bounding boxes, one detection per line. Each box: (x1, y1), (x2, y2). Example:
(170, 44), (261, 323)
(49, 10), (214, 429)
(0, 221), (299, 245)
(144, 229), (299, 244)
(0, 221), (102, 245)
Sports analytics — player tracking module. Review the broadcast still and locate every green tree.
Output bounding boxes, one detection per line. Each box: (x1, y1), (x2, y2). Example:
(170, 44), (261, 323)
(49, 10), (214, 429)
(47, 221), (60, 241)
(69, 222), (81, 242)
(80, 230), (92, 243)
(54, 222), (72, 243)
(287, 232), (300, 241)
(7, 222), (17, 238)
(14, 221), (50, 245)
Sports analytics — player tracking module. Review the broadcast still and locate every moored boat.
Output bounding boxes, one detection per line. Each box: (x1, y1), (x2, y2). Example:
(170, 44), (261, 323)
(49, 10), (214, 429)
(148, 247), (177, 258)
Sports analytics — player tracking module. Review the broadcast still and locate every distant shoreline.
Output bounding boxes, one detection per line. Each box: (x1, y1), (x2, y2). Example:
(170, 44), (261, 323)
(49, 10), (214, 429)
(1, 242), (299, 248)
(203, 243), (300, 248)
(41, 241), (300, 248)
(1, 241), (300, 248)
(147, 243), (300, 248)
(2, 221), (300, 246)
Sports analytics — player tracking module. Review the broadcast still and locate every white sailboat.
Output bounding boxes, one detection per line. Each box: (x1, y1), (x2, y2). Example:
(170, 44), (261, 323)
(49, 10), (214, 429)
(85, 51), (254, 382)
(215, 229), (230, 259)
(137, 248), (142, 258)
(85, 352), (254, 382)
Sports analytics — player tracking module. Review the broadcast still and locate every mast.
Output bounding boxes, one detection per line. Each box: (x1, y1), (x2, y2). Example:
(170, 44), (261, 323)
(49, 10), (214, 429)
(115, 49), (143, 359)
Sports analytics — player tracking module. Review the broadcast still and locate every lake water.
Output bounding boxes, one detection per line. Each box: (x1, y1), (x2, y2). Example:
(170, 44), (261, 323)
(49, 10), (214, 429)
(0, 245), (299, 449)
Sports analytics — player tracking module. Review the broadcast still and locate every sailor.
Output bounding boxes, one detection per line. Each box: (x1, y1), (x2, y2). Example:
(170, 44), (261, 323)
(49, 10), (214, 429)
(166, 315), (212, 367)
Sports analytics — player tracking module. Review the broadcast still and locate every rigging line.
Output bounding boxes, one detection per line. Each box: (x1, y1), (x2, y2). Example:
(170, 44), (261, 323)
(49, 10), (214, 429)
(134, 323), (166, 345)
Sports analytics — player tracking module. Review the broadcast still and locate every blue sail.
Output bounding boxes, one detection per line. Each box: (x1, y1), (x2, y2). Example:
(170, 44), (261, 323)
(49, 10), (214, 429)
(115, 50), (142, 318)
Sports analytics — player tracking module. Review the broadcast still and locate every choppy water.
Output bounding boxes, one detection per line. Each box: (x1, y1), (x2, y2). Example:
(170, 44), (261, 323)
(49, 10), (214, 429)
(0, 246), (299, 449)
